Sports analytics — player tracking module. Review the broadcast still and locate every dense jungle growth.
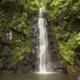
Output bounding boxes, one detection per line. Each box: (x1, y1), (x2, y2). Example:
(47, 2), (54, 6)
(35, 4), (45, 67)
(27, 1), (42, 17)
(0, 0), (80, 75)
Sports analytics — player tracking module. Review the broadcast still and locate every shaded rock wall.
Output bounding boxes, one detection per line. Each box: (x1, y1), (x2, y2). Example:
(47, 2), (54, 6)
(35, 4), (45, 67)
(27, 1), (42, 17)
(47, 23), (61, 70)
(31, 19), (62, 71)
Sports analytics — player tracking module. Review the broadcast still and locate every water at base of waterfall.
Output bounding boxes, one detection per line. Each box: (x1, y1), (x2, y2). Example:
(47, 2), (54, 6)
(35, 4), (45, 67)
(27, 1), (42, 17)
(0, 73), (76, 80)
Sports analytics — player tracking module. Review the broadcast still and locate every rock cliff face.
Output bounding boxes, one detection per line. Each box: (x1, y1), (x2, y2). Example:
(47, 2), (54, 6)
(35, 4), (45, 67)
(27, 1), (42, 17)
(47, 23), (62, 70)
(0, 20), (62, 73)
(0, 43), (36, 73)
(0, 31), (36, 73)
(31, 19), (62, 72)
(31, 23), (39, 71)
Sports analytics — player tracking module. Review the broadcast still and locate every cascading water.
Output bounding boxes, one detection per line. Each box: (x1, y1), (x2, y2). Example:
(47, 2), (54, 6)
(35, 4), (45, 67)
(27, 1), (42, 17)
(38, 8), (49, 73)
(34, 7), (61, 74)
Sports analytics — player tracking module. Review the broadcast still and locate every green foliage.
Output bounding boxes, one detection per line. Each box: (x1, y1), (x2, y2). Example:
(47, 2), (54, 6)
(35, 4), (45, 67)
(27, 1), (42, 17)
(0, 0), (39, 69)
(0, 0), (80, 73)
(46, 0), (80, 71)
(59, 35), (78, 66)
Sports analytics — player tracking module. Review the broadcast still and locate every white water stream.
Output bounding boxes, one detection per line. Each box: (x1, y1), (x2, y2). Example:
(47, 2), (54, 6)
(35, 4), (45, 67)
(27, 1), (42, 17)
(38, 8), (48, 73)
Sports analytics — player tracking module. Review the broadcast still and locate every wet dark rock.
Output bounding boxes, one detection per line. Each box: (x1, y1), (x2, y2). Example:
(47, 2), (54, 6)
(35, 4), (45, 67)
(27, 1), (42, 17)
(31, 19), (63, 72)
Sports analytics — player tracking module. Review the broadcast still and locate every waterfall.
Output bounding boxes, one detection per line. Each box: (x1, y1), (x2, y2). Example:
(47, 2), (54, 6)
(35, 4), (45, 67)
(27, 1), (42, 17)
(38, 8), (49, 73)
(33, 7), (60, 74)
